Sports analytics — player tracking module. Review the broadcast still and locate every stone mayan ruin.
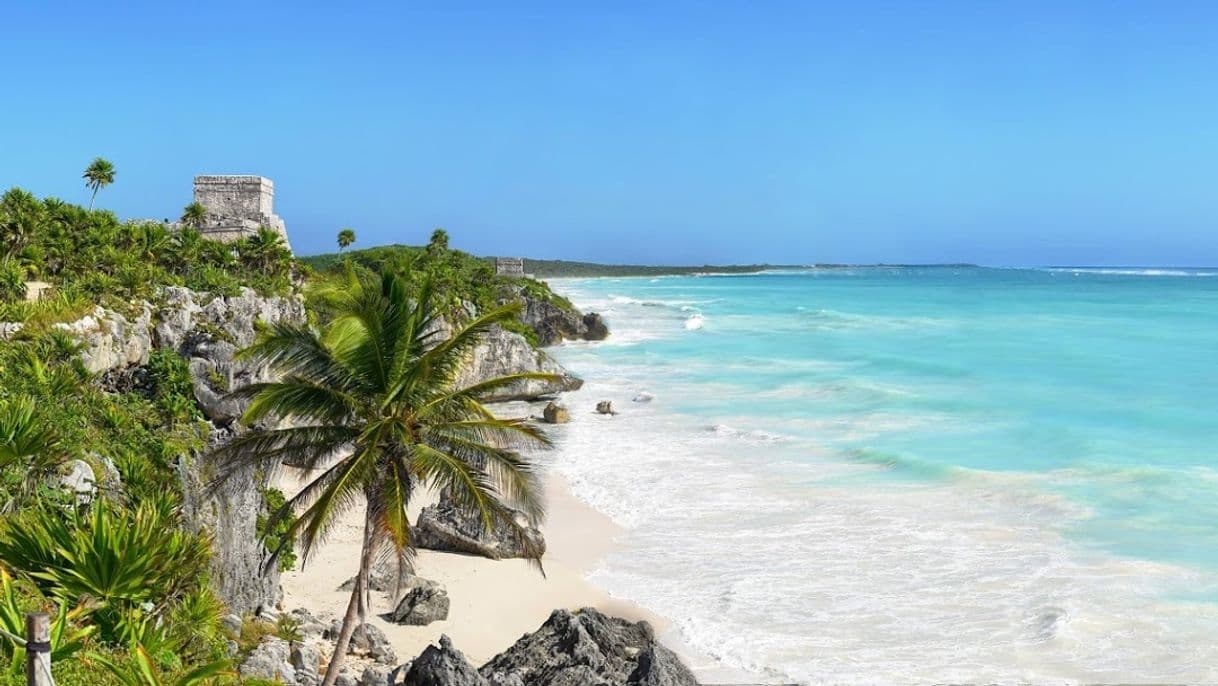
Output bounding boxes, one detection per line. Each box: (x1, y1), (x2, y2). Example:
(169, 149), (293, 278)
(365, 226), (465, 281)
(495, 257), (525, 277)
(192, 175), (291, 250)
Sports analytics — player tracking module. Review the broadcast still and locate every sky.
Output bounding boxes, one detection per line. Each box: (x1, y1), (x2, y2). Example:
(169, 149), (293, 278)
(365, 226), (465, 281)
(1, 1), (1216, 266)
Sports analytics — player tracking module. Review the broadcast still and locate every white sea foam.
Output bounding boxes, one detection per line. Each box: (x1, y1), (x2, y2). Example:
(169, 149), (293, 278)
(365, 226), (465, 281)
(543, 273), (1218, 684)
(683, 314), (705, 330)
(541, 379), (1218, 683)
(542, 330), (1218, 682)
(1044, 267), (1218, 277)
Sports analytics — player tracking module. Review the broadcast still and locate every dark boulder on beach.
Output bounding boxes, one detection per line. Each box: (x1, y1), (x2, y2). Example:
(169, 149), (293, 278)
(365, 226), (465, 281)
(479, 608), (700, 686)
(403, 635), (489, 686)
(414, 496), (545, 560)
(385, 577), (450, 626)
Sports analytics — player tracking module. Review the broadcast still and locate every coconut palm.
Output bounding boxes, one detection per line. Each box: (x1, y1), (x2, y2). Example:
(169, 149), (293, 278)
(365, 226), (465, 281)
(237, 227), (290, 274)
(180, 202), (207, 230)
(337, 228), (356, 252)
(82, 157), (116, 209)
(209, 269), (552, 686)
(427, 227), (449, 253)
(0, 188), (43, 260)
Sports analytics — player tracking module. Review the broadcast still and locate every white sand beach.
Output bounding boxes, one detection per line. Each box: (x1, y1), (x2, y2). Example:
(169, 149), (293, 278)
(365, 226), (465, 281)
(276, 468), (666, 667)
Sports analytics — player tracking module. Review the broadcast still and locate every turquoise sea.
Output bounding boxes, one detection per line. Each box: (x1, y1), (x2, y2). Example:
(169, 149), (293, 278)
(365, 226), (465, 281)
(542, 267), (1218, 684)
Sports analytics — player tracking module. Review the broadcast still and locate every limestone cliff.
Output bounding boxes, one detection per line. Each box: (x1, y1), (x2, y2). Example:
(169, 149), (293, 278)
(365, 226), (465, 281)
(45, 286), (583, 614)
(52, 286), (306, 615)
(454, 325), (583, 401)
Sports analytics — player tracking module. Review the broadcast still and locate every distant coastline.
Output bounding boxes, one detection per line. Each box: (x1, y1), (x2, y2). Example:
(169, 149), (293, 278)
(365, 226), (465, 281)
(300, 245), (982, 278)
(522, 259), (984, 278)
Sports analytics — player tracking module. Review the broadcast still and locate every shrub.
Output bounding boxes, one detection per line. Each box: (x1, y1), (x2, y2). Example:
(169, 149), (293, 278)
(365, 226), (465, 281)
(0, 497), (214, 653)
(256, 488), (296, 572)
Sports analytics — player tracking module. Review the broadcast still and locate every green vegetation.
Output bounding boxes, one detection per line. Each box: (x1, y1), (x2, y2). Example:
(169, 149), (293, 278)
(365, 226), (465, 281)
(255, 488), (296, 572)
(210, 269), (550, 685)
(0, 186), (296, 323)
(0, 172), (585, 684)
(0, 323), (226, 681)
(180, 203), (207, 231)
(302, 243), (577, 346)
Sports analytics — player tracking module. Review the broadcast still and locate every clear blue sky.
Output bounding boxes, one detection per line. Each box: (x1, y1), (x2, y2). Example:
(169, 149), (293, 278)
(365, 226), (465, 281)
(2, 1), (1216, 266)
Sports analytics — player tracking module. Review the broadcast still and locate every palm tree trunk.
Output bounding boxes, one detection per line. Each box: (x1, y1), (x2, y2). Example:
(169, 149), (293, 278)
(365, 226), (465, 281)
(89, 188), (97, 210)
(320, 509), (376, 686)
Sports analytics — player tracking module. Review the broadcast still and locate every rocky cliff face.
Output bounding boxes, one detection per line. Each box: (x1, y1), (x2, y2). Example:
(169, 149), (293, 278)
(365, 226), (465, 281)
(47, 286), (582, 614)
(454, 325), (583, 401)
(518, 294), (609, 347)
(53, 286), (306, 615)
(55, 304), (155, 374)
(154, 286), (306, 424)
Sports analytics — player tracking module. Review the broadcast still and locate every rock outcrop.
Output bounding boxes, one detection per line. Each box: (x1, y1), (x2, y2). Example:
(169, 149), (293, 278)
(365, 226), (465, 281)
(179, 432), (281, 616)
(582, 312), (610, 341)
(55, 304), (154, 374)
(479, 608), (699, 686)
(414, 497), (545, 560)
(453, 326), (582, 402)
(518, 295), (609, 346)
(51, 286), (306, 616)
(404, 635), (489, 686)
(241, 636), (296, 683)
(348, 623), (397, 665)
(385, 577), (449, 626)
(542, 402), (570, 424)
(155, 286), (307, 424)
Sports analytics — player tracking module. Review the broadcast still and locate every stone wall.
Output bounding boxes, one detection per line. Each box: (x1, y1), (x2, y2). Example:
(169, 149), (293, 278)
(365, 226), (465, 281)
(193, 175), (290, 250)
(495, 257), (524, 277)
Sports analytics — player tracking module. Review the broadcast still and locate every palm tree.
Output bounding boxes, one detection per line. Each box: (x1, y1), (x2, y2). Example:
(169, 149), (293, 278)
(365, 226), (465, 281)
(337, 227), (356, 252)
(210, 270), (553, 686)
(427, 228), (449, 253)
(0, 188), (43, 260)
(237, 227), (290, 274)
(82, 157), (116, 209)
(180, 202), (208, 230)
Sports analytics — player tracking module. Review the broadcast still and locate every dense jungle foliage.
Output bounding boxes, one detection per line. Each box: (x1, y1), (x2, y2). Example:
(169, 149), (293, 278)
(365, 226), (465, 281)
(0, 186), (296, 324)
(302, 237), (578, 345)
(0, 188), (315, 683)
(0, 181), (594, 683)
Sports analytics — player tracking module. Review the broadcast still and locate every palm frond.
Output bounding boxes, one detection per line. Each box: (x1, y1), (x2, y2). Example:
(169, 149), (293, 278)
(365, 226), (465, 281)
(208, 425), (358, 486)
(238, 377), (359, 426)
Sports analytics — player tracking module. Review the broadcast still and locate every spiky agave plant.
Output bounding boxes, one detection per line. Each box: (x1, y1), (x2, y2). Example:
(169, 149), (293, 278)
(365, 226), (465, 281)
(210, 269), (555, 686)
(92, 645), (231, 686)
(0, 395), (69, 510)
(0, 569), (95, 677)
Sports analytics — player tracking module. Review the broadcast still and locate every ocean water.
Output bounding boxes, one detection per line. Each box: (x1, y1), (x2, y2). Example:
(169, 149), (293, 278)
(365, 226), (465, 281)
(539, 267), (1218, 684)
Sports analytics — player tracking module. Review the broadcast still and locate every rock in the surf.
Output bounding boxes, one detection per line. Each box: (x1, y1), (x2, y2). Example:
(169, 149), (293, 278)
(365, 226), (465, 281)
(542, 401), (570, 424)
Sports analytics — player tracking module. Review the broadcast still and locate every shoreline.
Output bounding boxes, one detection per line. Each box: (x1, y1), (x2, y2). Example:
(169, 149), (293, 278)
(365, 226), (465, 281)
(277, 461), (675, 670)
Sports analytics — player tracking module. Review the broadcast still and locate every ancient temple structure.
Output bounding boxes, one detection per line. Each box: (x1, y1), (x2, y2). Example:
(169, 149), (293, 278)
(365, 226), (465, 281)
(495, 257), (525, 277)
(192, 175), (291, 250)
